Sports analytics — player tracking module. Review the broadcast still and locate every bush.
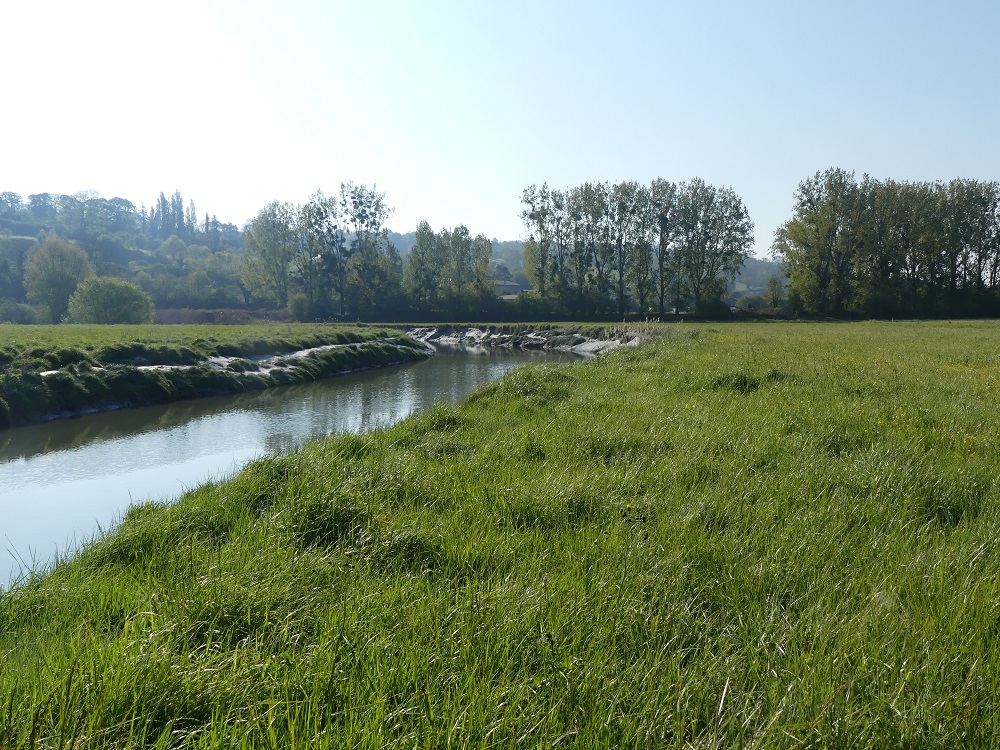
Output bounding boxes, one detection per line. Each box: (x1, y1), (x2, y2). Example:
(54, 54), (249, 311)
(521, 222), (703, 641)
(65, 276), (155, 324)
(287, 293), (310, 322)
(736, 293), (767, 312)
(692, 298), (734, 320)
(0, 298), (42, 324)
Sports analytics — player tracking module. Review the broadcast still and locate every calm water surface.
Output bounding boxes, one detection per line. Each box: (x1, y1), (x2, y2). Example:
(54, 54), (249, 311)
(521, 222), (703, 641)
(1, 350), (565, 586)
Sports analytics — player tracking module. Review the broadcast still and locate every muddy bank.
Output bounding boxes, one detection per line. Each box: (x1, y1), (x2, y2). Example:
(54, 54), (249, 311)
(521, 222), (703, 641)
(408, 325), (643, 356)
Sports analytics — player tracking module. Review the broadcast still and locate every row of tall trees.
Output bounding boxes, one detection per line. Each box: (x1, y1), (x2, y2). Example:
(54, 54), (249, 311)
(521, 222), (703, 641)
(240, 184), (503, 320)
(775, 169), (1000, 317)
(520, 178), (754, 317)
(404, 222), (496, 318)
(5, 179), (760, 323)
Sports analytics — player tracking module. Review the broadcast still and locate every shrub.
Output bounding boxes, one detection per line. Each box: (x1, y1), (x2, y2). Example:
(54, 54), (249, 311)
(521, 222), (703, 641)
(65, 276), (155, 324)
(287, 293), (311, 322)
(692, 298), (734, 320)
(0, 298), (41, 324)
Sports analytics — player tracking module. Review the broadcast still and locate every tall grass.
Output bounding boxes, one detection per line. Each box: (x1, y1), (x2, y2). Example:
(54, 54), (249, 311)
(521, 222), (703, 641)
(3, 320), (1000, 746)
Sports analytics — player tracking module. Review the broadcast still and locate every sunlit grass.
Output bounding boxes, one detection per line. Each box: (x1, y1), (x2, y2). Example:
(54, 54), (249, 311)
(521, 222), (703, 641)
(3, 320), (1000, 746)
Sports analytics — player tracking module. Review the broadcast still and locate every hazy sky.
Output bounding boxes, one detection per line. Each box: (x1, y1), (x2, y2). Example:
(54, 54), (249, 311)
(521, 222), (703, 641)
(4, 1), (998, 256)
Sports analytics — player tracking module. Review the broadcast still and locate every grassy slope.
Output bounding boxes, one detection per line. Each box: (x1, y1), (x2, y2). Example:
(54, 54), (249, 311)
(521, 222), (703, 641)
(0, 324), (428, 427)
(0, 324), (410, 370)
(3, 321), (1000, 747)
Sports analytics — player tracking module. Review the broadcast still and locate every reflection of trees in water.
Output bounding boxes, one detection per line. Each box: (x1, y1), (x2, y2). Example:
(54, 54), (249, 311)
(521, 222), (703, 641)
(0, 389), (281, 462)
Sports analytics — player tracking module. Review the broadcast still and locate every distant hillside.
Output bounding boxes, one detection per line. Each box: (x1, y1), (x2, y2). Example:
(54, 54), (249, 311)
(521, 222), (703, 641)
(386, 231), (417, 254)
(733, 257), (784, 294)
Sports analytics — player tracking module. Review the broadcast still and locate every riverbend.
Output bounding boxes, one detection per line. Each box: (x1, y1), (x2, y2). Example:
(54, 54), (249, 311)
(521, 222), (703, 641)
(2, 349), (569, 587)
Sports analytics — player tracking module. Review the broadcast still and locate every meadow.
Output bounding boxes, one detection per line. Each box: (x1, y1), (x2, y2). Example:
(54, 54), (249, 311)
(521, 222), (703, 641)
(2, 320), (999, 747)
(0, 324), (429, 427)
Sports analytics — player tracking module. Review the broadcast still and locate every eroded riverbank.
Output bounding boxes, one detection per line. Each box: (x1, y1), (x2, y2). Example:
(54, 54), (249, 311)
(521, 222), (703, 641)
(0, 332), (430, 428)
(408, 324), (644, 355)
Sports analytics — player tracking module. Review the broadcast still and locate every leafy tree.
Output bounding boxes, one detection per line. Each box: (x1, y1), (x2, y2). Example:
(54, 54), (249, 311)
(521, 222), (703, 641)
(23, 234), (94, 321)
(65, 276), (154, 323)
(106, 197), (138, 233)
(348, 234), (404, 319)
(403, 222), (497, 318)
(627, 186), (656, 313)
(673, 178), (754, 310)
(569, 182), (610, 315)
(520, 177), (753, 317)
(241, 202), (297, 308)
(339, 183), (395, 317)
(157, 235), (188, 267)
(299, 191), (346, 316)
(774, 170), (1000, 317)
(197, 249), (246, 306)
(0, 236), (30, 301)
(546, 189), (570, 312)
(0, 298), (38, 324)
(0, 192), (22, 219)
(520, 184), (553, 299)
(340, 182), (391, 256)
(609, 181), (642, 317)
(773, 169), (862, 315)
(28, 193), (57, 222)
(649, 178), (679, 314)
(404, 220), (445, 313)
(765, 275), (784, 309)
(469, 234), (496, 307)
(438, 226), (495, 316)
(171, 191), (186, 239)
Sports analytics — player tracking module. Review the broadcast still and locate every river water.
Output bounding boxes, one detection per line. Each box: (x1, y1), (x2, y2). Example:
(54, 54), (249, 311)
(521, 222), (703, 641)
(1, 350), (566, 587)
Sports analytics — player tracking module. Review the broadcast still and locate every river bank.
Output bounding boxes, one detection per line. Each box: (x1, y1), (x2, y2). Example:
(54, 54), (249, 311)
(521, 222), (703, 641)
(0, 326), (430, 429)
(4, 321), (998, 746)
(2, 349), (561, 590)
(0, 324), (645, 429)
(408, 323), (645, 355)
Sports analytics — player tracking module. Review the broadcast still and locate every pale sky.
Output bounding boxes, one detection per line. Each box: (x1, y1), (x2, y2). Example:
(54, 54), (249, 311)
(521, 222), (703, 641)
(3, 1), (998, 256)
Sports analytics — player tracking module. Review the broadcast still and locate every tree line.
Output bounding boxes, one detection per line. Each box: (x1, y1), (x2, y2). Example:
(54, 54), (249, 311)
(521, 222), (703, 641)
(2, 177), (761, 323)
(775, 169), (1000, 317)
(0, 190), (241, 251)
(520, 179), (754, 318)
(241, 177), (757, 322)
(17, 168), (1000, 324)
(240, 184), (501, 321)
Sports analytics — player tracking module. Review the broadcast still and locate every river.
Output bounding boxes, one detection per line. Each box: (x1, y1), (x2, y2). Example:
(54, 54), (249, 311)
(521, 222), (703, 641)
(1, 349), (567, 587)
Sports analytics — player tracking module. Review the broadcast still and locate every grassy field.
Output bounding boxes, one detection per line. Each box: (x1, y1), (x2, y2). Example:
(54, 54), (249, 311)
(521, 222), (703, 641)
(0, 324), (429, 427)
(3, 320), (1000, 747)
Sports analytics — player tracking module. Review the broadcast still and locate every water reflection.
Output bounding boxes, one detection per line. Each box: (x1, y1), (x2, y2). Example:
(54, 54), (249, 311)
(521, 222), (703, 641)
(1, 350), (568, 585)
